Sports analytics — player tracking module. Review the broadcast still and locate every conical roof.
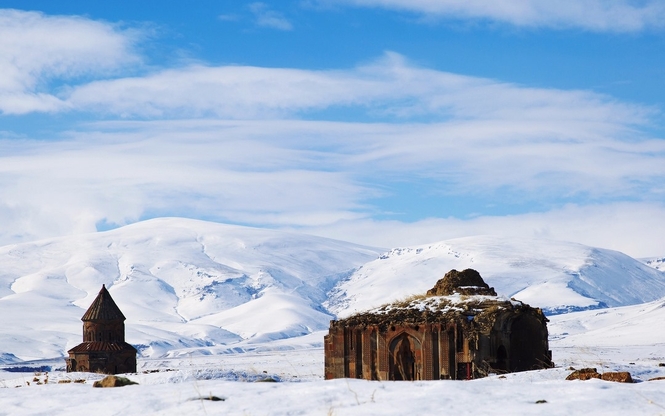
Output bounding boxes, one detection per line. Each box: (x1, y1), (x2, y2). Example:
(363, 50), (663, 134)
(81, 284), (126, 321)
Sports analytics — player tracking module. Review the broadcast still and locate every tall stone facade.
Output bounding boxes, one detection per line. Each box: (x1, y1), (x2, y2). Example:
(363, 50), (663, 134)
(324, 269), (551, 380)
(66, 285), (137, 374)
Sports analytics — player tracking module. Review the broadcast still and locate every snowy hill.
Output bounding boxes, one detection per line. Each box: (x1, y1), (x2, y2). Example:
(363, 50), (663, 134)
(549, 296), (665, 347)
(327, 236), (665, 317)
(0, 218), (380, 361)
(2, 220), (665, 364)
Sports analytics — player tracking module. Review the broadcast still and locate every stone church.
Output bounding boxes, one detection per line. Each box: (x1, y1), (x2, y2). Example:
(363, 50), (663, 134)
(324, 269), (552, 380)
(66, 284), (137, 374)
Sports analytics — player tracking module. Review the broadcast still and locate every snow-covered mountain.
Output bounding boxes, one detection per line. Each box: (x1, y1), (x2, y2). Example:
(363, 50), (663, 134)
(0, 218), (380, 360)
(549, 296), (665, 347)
(327, 236), (665, 317)
(1, 219), (665, 363)
(643, 257), (665, 272)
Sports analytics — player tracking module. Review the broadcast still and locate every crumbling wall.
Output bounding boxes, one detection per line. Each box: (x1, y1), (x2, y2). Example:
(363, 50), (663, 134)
(325, 322), (465, 381)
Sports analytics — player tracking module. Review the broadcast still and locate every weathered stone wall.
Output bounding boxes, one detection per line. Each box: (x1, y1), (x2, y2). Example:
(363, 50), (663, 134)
(67, 349), (136, 374)
(325, 322), (471, 381)
(324, 309), (551, 380)
(83, 321), (125, 342)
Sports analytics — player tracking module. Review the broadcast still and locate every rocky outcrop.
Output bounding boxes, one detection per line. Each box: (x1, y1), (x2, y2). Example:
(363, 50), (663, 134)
(426, 269), (497, 296)
(93, 375), (138, 388)
(566, 368), (633, 383)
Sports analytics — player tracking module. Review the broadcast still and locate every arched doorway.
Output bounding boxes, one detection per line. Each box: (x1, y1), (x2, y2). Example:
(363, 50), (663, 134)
(388, 332), (421, 380)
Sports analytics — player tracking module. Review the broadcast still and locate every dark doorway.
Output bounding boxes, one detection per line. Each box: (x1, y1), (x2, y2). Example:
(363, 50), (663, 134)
(494, 345), (508, 372)
(388, 333), (420, 380)
(510, 315), (546, 371)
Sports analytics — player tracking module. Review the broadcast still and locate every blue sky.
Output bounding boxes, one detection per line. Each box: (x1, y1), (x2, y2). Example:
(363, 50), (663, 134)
(1, 1), (665, 256)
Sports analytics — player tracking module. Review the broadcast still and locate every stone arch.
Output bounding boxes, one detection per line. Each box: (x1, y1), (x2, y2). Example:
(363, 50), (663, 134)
(388, 331), (422, 381)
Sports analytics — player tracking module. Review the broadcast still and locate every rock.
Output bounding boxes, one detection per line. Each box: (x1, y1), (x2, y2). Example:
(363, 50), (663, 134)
(566, 368), (633, 383)
(188, 395), (225, 401)
(601, 372), (633, 383)
(566, 368), (601, 381)
(92, 375), (138, 388)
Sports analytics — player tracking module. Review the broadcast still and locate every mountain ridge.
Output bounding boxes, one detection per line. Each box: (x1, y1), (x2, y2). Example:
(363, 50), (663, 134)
(326, 235), (665, 317)
(0, 218), (664, 362)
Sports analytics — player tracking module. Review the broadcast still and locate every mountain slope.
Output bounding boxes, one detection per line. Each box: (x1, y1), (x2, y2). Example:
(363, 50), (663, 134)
(2, 221), (665, 363)
(0, 218), (380, 360)
(327, 236), (665, 317)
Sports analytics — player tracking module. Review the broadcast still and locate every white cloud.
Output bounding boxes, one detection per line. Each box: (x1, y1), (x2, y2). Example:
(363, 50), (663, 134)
(57, 53), (665, 202)
(0, 10), (663, 256)
(249, 2), (293, 30)
(0, 121), (371, 244)
(300, 202), (665, 258)
(334, 0), (665, 32)
(64, 52), (652, 126)
(0, 117), (664, 254)
(0, 9), (140, 114)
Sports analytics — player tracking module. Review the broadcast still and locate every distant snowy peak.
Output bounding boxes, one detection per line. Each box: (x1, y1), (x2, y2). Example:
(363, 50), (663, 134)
(642, 257), (665, 272)
(327, 236), (665, 317)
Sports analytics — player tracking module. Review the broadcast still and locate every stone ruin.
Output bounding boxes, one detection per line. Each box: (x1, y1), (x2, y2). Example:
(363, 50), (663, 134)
(324, 269), (552, 380)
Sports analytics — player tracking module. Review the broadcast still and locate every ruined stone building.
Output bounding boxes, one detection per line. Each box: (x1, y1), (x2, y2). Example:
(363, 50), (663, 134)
(324, 269), (551, 380)
(66, 284), (137, 374)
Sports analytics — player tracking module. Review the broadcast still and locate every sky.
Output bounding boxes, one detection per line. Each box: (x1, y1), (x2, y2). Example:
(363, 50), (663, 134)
(1, 1), (665, 257)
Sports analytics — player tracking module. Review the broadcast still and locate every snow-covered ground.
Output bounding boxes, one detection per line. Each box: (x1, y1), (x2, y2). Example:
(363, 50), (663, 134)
(1, 367), (665, 415)
(2, 322), (665, 416)
(2, 219), (665, 414)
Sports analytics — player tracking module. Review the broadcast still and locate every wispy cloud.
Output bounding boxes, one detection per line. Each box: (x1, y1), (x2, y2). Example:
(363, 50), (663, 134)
(332, 0), (665, 32)
(218, 13), (240, 22)
(60, 52), (652, 126)
(0, 43), (663, 250)
(1, 10), (664, 257)
(249, 2), (293, 31)
(0, 120), (370, 244)
(301, 202), (665, 258)
(1, 115), (664, 256)
(0, 9), (141, 115)
(44, 52), (665, 204)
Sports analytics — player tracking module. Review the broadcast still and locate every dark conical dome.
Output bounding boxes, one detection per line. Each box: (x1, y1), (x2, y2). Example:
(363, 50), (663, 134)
(81, 285), (126, 321)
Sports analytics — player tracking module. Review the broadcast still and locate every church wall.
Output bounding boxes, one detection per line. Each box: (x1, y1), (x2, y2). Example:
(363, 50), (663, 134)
(83, 321), (125, 342)
(324, 311), (551, 381)
(325, 322), (474, 381)
(68, 350), (136, 374)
